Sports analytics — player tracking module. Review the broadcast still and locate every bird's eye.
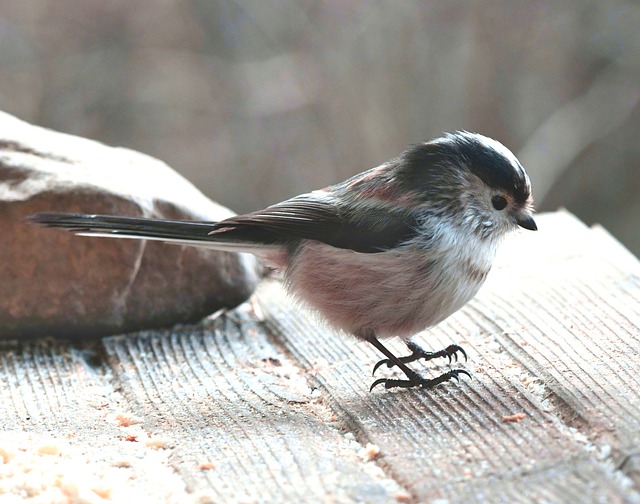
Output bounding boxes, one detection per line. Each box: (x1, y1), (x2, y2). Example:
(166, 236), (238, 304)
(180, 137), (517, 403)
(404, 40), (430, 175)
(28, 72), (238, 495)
(491, 195), (508, 211)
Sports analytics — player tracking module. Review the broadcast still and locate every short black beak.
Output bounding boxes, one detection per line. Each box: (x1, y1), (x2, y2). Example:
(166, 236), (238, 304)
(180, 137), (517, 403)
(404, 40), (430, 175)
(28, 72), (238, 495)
(516, 214), (537, 231)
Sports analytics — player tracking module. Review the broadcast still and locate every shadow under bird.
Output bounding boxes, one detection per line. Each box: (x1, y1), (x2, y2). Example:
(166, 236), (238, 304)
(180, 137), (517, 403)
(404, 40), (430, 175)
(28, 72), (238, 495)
(29, 131), (536, 392)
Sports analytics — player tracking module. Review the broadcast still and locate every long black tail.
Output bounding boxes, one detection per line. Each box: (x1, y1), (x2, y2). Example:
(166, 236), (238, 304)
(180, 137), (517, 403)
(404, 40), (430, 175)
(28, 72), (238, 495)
(26, 212), (276, 254)
(28, 212), (218, 240)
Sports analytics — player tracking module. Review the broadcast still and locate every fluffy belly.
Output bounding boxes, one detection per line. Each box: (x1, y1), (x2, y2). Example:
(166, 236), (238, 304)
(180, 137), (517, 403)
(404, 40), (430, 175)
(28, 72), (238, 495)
(286, 240), (490, 339)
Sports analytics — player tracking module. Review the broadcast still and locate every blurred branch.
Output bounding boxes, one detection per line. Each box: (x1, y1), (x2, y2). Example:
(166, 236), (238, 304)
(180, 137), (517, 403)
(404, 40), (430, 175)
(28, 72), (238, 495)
(519, 56), (640, 201)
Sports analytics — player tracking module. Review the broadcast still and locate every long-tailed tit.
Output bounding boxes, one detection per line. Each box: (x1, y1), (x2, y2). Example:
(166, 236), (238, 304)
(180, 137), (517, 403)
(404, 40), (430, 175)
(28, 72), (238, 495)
(29, 131), (536, 391)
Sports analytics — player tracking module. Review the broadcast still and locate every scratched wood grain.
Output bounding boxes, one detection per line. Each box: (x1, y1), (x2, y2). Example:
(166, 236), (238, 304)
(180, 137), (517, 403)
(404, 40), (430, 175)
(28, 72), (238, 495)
(101, 311), (408, 503)
(485, 219), (640, 489)
(0, 211), (639, 503)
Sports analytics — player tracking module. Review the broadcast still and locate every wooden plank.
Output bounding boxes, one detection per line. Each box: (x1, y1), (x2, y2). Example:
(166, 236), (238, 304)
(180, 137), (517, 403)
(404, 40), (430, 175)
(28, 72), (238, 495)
(483, 214), (640, 484)
(257, 211), (640, 502)
(0, 324), (409, 502)
(0, 339), (192, 502)
(102, 309), (409, 503)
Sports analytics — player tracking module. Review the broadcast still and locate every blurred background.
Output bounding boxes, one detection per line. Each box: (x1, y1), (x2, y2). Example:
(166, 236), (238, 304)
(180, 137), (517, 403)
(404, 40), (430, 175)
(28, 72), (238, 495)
(1, 1), (638, 255)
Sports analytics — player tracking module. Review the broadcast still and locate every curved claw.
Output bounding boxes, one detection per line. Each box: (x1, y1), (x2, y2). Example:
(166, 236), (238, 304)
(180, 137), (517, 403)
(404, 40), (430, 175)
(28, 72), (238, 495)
(445, 344), (468, 363)
(450, 369), (471, 381)
(372, 358), (392, 376)
(369, 378), (390, 392)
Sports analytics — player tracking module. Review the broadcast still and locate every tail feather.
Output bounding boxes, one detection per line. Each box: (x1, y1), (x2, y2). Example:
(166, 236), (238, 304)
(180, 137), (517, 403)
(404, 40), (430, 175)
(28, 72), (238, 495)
(26, 212), (277, 253)
(28, 212), (216, 239)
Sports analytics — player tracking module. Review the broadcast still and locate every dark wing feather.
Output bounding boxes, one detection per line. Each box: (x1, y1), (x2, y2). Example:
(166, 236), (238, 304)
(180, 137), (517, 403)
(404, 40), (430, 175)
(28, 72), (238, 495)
(210, 192), (419, 253)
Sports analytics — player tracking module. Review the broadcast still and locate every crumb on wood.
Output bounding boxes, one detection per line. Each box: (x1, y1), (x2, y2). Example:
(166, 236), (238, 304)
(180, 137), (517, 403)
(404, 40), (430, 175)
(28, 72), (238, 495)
(93, 485), (113, 499)
(115, 412), (143, 427)
(358, 443), (381, 462)
(395, 490), (412, 502)
(145, 437), (169, 450)
(199, 462), (216, 470)
(0, 446), (16, 464)
(502, 412), (527, 423)
(37, 442), (62, 456)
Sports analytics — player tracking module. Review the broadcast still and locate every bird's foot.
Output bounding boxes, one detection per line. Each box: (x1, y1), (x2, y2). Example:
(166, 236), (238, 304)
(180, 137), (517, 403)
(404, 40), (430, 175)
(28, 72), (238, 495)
(362, 332), (470, 393)
(370, 368), (471, 391)
(372, 342), (467, 375)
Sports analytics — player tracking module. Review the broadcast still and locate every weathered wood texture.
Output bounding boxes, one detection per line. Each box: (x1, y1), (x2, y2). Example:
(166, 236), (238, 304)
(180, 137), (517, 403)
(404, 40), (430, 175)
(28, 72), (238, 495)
(0, 211), (638, 503)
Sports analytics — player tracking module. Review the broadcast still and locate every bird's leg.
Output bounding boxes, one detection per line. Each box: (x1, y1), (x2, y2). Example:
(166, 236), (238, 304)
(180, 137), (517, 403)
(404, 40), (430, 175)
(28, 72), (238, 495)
(372, 340), (467, 375)
(360, 330), (470, 392)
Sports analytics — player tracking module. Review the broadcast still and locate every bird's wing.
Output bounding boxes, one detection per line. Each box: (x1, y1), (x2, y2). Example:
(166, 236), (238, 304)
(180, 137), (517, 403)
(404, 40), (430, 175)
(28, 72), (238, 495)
(209, 191), (419, 253)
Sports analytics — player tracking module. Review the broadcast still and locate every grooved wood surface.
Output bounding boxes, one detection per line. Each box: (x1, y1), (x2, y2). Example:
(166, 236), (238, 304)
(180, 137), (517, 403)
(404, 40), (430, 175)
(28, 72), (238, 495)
(0, 211), (639, 503)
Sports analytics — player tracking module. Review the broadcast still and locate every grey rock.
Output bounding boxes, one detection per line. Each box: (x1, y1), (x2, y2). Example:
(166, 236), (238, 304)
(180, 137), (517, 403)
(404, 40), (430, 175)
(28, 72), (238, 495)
(0, 111), (263, 339)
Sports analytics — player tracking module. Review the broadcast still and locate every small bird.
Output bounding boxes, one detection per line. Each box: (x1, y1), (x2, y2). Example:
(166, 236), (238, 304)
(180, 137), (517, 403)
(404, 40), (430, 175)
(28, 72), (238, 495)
(29, 131), (536, 392)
